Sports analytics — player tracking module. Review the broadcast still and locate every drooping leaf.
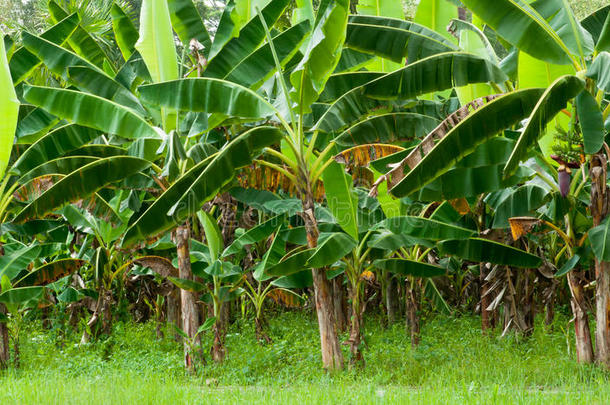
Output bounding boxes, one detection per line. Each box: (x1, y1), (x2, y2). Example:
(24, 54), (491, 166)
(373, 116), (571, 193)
(122, 127), (283, 247)
(589, 217), (610, 262)
(461, 0), (573, 65)
(334, 113), (439, 147)
(223, 215), (283, 257)
(503, 75), (584, 177)
(345, 15), (457, 64)
(555, 254), (580, 277)
(307, 233), (357, 268)
(9, 13), (79, 83)
(12, 125), (100, 175)
(205, 0), (291, 79)
(0, 286), (43, 305)
(15, 259), (86, 287)
(0, 245), (42, 281)
(372, 216), (474, 241)
(137, 78), (276, 119)
(14, 157), (152, 223)
(386, 90), (543, 198)
(491, 185), (550, 229)
(314, 52), (507, 133)
(374, 258), (445, 277)
(22, 85), (160, 140)
(266, 248), (315, 277)
(438, 238), (542, 268)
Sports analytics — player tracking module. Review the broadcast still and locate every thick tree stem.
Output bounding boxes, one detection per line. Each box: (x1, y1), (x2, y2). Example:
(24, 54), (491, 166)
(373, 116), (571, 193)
(406, 278), (420, 347)
(568, 271), (594, 363)
(480, 263), (493, 333)
(333, 275), (347, 332)
(347, 283), (363, 366)
(0, 304), (8, 369)
(385, 272), (398, 325)
(175, 224), (200, 370)
(167, 286), (181, 341)
(302, 190), (344, 371)
(591, 153), (610, 367)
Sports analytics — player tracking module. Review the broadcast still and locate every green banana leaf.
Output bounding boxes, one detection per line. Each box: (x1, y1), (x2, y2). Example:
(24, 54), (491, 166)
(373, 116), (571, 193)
(135, 0), (179, 83)
(12, 125), (100, 175)
(15, 108), (59, 144)
(490, 185), (550, 229)
(321, 160), (359, 240)
(587, 52), (610, 92)
(374, 258), (446, 277)
(0, 35), (19, 180)
(223, 215), (284, 257)
(13, 157), (152, 223)
(266, 248), (315, 277)
(461, 0), (572, 65)
(21, 31), (99, 81)
(345, 15), (457, 64)
(205, 0), (291, 79)
(334, 113), (439, 147)
(15, 259), (86, 287)
(138, 78), (276, 119)
(356, 0), (404, 19)
(18, 156), (100, 183)
(314, 52), (507, 133)
(168, 0), (212, 52)
(9, 13), (79, 84)
(307, 233), (357, 268)
(372, 216), (474, 241)
(582, 4), (610, 44)
(389, 89), (545, 198)
(271, 270), (313, 288)
(122, 127), (283, 247)
(199, 211), (224, 262)
(589, 217), (610, 262)
(224, 20), (310, 90)
(48, 1), (110, 68)
(576, 89), (605, 154)
(438, 238), (542, 268)
(290, 0), (348, 112)
(110, 3), (139, 60)
(503, 75), (584, 177)
(22, 85), (160, 140)
(0, 244), (42, 281)
(318, 71), (385, 103)
(414, 0), (458, 42)
(0, 286), (44, 305)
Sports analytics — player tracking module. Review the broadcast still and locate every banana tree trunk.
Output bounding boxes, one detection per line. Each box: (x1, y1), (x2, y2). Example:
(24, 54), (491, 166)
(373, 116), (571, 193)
(302, 190), (344, 371)
(175, 224), (200, 370)
(385, 272), (399, 325)
(406, 278), (420, 347)
(347, 282), (364, 366)
(333, 275), (347, 332)
(167, 286), (181, 341)
(480, 263), (493, 333)
(568, 270), (594, 363)
(0, 304), (8, 369)
(591, 153), (610, 367)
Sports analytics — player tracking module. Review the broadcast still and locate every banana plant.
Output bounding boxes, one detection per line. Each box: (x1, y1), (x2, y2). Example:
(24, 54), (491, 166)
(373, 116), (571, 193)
(376, 0), (610, 366)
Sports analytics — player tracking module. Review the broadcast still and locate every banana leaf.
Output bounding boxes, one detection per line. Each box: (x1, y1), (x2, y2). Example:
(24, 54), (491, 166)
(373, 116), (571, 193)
(372, 216), (474, 240)
(0, 35), (19, 179)
(15, 259), (86, 287)
(14, 157), (152, 223)
(503, 75), (584, 177)
(22, 85), (160, 140)
(110, 3), (139, 60)
(438, 238), (542, 268)
(168, 0), (212, 52)
(374, 258), (445, 277)
(122, 127), (283, 247)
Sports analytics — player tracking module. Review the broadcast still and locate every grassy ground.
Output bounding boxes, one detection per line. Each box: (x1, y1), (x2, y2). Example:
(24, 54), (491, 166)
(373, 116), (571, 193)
(1, 311), (609, 404)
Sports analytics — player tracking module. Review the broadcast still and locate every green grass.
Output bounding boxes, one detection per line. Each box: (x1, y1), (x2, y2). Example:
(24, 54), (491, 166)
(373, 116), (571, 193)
(1, 311), (610, 404)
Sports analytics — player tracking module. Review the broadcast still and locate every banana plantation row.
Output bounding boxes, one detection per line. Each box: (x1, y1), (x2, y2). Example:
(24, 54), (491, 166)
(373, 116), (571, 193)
(1, 0), (610, 372)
